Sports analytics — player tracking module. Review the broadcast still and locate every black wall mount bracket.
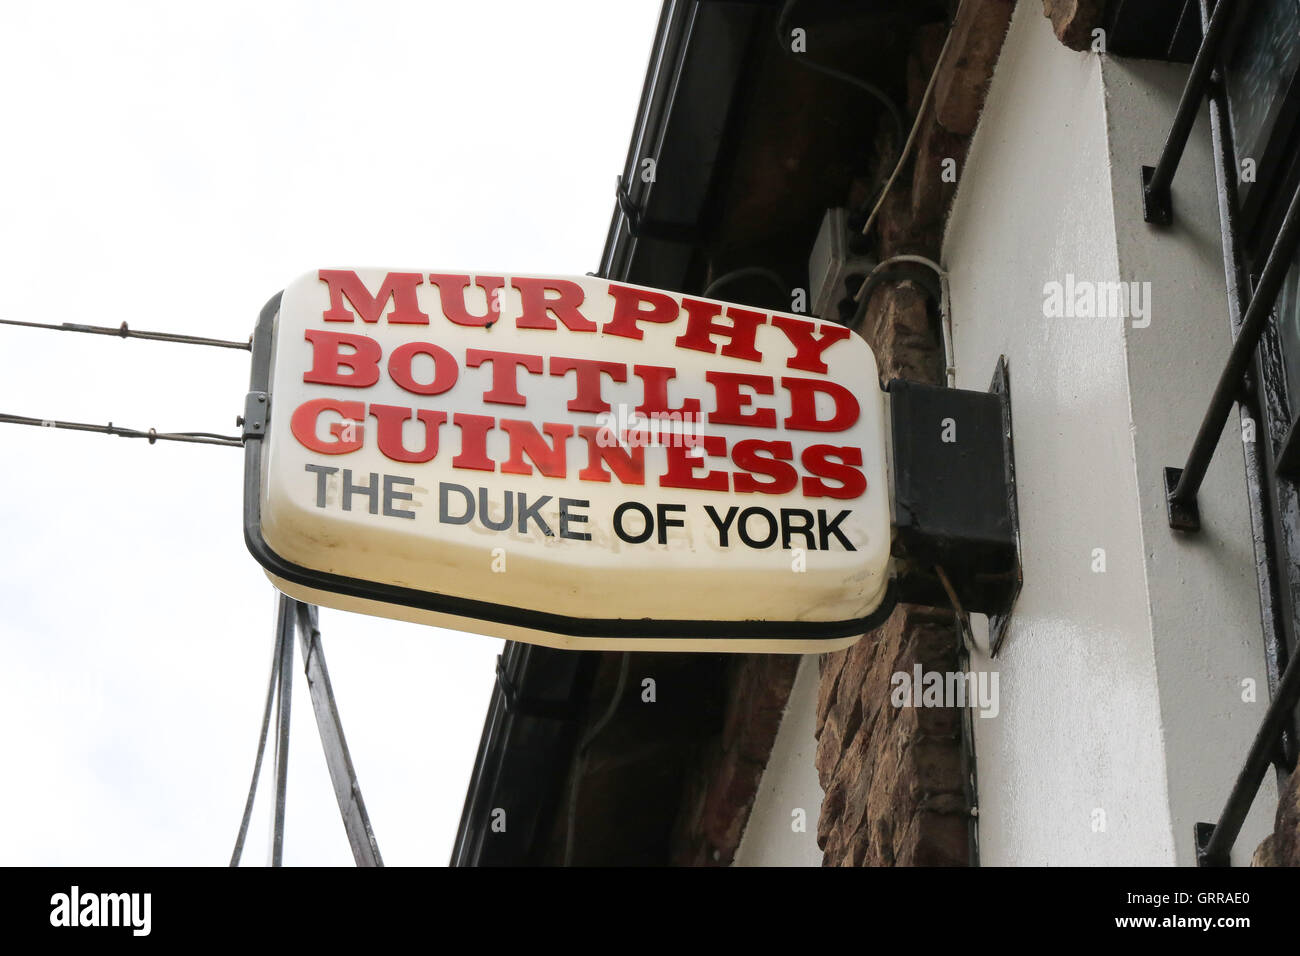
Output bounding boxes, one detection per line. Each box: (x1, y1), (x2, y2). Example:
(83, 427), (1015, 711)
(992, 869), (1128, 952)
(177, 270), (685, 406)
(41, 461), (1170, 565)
(887, 356), (1022, 656)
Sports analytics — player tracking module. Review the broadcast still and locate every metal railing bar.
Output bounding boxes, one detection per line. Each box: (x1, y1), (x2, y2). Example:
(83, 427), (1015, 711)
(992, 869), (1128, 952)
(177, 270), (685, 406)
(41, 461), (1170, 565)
(1199, 642), (1300, 865)
(1142, 0), (1238, 224)
(1169, 177), (1300, 519)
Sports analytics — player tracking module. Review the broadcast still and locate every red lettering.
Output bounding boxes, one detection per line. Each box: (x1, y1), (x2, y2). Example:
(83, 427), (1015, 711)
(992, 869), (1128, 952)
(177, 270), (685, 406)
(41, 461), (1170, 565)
(427, 273), (506, 327)
(632, 365), (702, 417)
(318, 269), (428, 324)
(603, 283), (679, 340)
(500, 420), (574, 477)
(661, 435), (729, 492)
(371, 404), (447, 463)
(576, 426), (645, 484)
(801, 445), (866, 498)
(707, 371), (776, 428)
(386, 341), (459, 396)
(512, 277), (596, 332)
(783, 376), (860, 432)
(732, 439), (798, 494)
(550, 356), (627, 413)
(452, 413), (496, 471)
(466, 349), (543, 406)
(674, 299), (765, 362)
(770, 316), (851, 373)
(290, 398), (365, 454)
(302, 329), (382, 388)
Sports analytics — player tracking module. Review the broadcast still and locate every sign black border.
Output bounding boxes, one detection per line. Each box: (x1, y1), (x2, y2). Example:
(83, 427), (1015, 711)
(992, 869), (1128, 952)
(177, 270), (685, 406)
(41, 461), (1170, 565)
(242, 291), (897, 642)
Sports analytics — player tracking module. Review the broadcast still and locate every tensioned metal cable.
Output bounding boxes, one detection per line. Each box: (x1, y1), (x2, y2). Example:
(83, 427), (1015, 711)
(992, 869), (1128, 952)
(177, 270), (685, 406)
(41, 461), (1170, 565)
(1, 315), (250, 447)
(0, 413), (243, 447)
(0, 317), (251, 351)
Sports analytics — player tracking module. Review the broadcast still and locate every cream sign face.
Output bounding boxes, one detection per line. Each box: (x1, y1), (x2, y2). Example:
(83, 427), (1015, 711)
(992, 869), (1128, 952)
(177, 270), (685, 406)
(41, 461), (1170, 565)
(243, 269), (894, 652)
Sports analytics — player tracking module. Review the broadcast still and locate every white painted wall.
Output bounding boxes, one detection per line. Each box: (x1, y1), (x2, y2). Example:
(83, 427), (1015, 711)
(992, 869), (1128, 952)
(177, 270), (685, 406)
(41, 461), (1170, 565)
(943, 0), (1276, 864)
(1101, 51), (1278, 868)
(733, 1), (1280, 867)
(733, 655), (824, 866)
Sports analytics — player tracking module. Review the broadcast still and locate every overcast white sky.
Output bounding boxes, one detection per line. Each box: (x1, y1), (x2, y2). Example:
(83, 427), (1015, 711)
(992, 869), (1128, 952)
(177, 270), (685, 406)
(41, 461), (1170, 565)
(0, 0), (660, 866)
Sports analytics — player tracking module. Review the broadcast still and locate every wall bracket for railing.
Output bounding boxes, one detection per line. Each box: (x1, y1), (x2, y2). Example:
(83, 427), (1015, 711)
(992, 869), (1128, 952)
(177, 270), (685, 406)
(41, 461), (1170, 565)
(1164, 466), (1201, 532)
(1164, 177), (1300, 531)
(1194, 643), (1300, 866)
(1142, 166), (1173, 227)
(1140, 0), (1237, 226)
(1194, 821), (1226, 867)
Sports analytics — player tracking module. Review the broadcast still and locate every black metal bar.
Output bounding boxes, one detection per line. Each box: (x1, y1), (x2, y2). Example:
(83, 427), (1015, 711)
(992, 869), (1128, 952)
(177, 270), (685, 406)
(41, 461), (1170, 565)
(1198, 0), (1300, 770)
(292, 602), (384, 867)
(270, 594), (295, 867)
(1198, 640), (1300, 865)
(1142, 0), (1237, 224)
(1213, 86), (1300, 771)
(1186, 0), (1297, 867)
(1168, 177), (1300, 524)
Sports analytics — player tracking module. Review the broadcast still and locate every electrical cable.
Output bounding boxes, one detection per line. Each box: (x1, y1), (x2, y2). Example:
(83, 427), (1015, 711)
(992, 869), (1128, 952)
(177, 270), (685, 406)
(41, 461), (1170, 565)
(774, 0), (906, 164)
(0, 317), (251, 351)
(858, 0), (966, 242)
(0, 413), (243, 447)
(851, 254), (955, 387)
(563, 652), (631, 866)
(702, 266), (789, 302)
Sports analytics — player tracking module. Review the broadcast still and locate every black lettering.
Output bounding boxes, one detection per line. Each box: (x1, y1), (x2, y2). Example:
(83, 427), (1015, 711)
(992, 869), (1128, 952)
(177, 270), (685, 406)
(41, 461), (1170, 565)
(614, 501), (654, 544)
(817, 509), (854, 550)
(560, 498), (592, 540)
(780, 508), (816, 549)
(704, 505), (738, 546)
(478, 487), (514, 531)
(439, 482), (475, 525)
(737, 506), (778, 549)
(342, 469), (379, 514)
(305, 463), (337, 508)
(656, 503), (685, 544)
(517, 493), (554, 536)
(383, 474), (415, 518)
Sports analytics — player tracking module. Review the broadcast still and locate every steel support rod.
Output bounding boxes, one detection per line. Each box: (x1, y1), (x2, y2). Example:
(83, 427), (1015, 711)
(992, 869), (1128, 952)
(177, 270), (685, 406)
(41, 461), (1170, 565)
(1142, 0), (1237, 224)
(229, 609), (286, 867)
(269, 593), (295, 867)
(292, 602), (384, 867)
(1199, 639), (1300, 865)
(1169, 177), (1300, 521)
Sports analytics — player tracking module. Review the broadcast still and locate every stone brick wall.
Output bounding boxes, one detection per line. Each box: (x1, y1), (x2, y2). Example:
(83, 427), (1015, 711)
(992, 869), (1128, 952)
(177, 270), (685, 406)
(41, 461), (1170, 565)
(816, 606), (969, 864)
(669, 1), (1015, 868)
(1253, 768), (1300, 866)
(812, 0), (1013, 868)
(670, 655), (801, 865)
(1040, 0), (1104, 51)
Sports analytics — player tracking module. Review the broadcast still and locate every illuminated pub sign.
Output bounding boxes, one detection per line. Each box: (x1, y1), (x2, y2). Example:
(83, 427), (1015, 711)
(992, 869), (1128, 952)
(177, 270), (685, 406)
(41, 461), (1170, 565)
(243, 269), (894, 652)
